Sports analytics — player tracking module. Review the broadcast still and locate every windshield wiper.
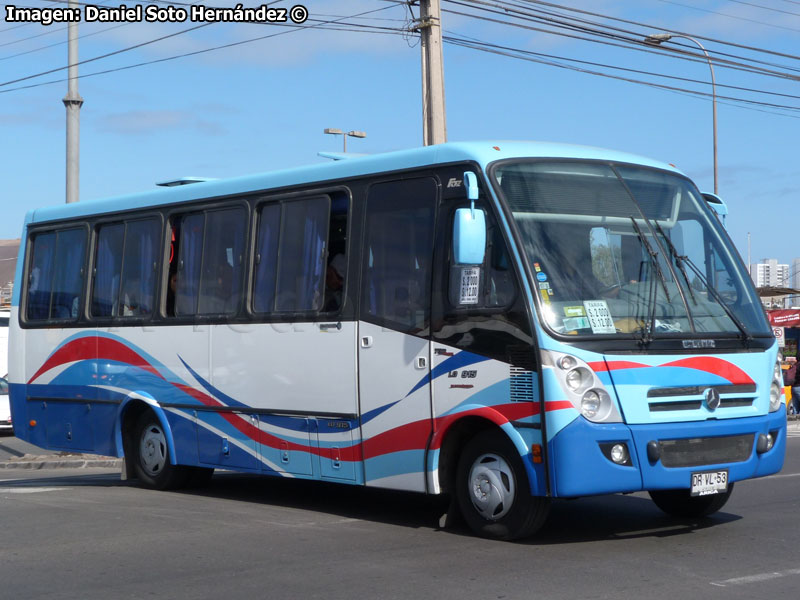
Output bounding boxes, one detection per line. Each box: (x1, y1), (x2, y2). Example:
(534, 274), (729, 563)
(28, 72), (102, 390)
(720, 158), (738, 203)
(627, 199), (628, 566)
(654, 223), (697, 304)
(654, 222), (698, 336)
(629, 217), (671, 344)
(629, 217), (670, 302)
(655, 236), (752, 344)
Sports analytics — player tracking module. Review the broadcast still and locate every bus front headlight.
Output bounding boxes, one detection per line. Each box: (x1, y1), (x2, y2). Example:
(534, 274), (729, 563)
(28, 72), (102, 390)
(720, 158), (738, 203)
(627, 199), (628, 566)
(770, 358), (784, 413)
(545, 351), (622, 423)
(581, 389), (613, 421)
(770, 382), (783, 412)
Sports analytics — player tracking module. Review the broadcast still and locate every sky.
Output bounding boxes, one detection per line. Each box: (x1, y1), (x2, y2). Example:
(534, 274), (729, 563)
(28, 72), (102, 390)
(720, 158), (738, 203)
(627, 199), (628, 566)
(1, 0), (798, 275)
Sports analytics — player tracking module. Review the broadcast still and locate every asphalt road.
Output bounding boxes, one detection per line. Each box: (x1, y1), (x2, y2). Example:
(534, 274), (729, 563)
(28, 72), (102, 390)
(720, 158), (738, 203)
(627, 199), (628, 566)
(0, 434), (798, 600)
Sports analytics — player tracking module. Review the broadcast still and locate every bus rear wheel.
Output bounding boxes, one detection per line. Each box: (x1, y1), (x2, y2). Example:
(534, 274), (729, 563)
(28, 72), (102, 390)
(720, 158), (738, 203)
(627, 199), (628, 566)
(131, 411), (188, 490)
(455, 430), (550, 540)
(649, 483), (734, 518)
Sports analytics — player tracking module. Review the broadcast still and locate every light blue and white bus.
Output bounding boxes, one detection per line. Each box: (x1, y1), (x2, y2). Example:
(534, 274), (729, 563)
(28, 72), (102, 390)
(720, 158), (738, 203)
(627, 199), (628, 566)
(8, 141), (785, 539)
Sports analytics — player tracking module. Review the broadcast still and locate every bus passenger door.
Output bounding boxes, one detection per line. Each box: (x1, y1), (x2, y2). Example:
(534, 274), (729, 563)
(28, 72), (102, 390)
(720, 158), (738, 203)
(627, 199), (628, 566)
(358, 177), (438, 492)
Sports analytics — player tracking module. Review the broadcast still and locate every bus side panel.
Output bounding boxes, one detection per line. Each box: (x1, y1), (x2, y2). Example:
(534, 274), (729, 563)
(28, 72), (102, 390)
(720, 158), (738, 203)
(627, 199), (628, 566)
(206, 321), (359, 480)
(19, 329), (100, 452)
(429, 345), (548, 497)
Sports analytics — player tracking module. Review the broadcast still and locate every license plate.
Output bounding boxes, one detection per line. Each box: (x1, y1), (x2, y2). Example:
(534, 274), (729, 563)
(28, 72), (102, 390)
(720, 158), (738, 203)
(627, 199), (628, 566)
(690, 469), (728, 496)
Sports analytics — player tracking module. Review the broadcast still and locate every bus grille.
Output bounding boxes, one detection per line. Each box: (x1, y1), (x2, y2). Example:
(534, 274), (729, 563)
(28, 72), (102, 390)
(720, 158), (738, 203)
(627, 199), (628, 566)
(649, 398), (754, 412)
(658, 434), (754, 468)
(509, 367), (535, 402)
(647, 384), (756, 412)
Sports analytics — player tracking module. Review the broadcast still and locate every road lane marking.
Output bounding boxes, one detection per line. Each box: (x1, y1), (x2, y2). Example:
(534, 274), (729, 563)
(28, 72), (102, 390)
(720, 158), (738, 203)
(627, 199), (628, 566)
(0, 487), (69, 494)
(711, 568), (800, 587)
(762, 471), (800, 480)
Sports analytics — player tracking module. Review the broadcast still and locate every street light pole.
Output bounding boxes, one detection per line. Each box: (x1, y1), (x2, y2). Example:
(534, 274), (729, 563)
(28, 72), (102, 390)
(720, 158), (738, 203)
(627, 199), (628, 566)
(323, 128), (367, 153)
(64, 0), (83, 204)
(645, 33), (718, 195)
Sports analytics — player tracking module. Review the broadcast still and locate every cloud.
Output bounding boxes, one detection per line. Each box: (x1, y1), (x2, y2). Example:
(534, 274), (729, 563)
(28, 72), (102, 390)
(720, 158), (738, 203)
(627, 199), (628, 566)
(79, 0), (416, 69)
(96, 109), (226, 135)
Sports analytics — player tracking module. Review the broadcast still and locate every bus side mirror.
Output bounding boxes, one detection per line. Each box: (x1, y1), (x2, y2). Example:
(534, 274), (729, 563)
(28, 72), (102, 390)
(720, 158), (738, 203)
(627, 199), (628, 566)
(453, 207), (486, 265)
(702, 192), (727, 226)
(453, 170), (486, 265)
(464, 170), (479, 202)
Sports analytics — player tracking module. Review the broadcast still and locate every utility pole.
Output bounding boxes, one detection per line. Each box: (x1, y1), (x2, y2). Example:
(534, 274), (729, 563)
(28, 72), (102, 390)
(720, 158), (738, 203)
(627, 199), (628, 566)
(63, 0), (83, 203)
(417, 0), (447, 145)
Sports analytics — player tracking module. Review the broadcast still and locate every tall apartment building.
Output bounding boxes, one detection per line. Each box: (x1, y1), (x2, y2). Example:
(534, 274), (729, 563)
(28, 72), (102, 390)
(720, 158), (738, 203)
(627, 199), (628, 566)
(750, 258), (799, 308)
(750, 259), (789, 287)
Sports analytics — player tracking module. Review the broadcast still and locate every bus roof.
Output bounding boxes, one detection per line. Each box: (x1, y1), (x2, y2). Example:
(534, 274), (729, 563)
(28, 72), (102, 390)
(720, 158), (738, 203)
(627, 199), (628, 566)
(26, 141), (684, 226)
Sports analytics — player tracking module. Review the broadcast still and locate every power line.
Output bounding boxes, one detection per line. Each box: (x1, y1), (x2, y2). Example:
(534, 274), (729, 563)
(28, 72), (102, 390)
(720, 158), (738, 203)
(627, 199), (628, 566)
(0, 22), (215, 88)
(722, 0), (800, 18)
(3, 0), (799, 120)
(442, 32), (800, 117)
(0, 0), (212, 63)
(0, 22), (128, 63)
(656, 0), (800, 33)
(0, 4), (403, 94)
(454, 0), (800, 75)
(445, 0), (800, 83)
(509, 0), (800, 61)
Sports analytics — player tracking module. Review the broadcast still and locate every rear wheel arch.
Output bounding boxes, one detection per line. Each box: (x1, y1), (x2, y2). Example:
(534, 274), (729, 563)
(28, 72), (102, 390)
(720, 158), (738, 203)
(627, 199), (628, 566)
(117, 397), (179, 479)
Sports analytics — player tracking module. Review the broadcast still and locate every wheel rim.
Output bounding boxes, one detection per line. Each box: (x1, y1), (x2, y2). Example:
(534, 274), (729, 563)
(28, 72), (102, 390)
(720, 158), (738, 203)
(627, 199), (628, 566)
(467, 452), (515, 520)
(139, 423), (167, 476)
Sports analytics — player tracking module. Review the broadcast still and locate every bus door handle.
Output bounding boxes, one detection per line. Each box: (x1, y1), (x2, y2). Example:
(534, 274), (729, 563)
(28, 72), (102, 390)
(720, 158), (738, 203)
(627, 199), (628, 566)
(416, 356), (427, 369)
(361, 336), (373, 348)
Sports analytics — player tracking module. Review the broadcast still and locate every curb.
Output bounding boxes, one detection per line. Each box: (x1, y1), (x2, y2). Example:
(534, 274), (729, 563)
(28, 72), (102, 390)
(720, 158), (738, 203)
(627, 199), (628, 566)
(0, 454), (122, 470)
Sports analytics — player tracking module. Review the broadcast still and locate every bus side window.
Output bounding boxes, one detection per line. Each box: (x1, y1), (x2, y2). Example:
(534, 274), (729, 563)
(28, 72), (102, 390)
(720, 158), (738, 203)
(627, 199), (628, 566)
(92, 223), (125, 317)
(198, 209), (246, 315)
(253, 195), (333, 315)
(27, 231), (57, 320)
(170, 208), (246, 317)
(118, 219), (160, 317)
(362, 178), (436, 333)
(26, 228), (86, 321)
(253, 204), (281, 314)
(174, 213), (204, 316)
(275, 197), (329, 313)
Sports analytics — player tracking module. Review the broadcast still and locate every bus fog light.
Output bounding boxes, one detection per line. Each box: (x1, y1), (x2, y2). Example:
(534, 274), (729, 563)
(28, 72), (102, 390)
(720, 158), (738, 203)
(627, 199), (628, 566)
(610, 443), (629, 465)
(757, 433), (775, 454)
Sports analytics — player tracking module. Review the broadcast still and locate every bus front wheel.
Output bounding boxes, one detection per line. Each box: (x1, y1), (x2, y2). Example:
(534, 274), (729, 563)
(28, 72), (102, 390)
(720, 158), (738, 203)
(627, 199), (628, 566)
(455, 430), (550, 540)
(131, 411), (188, 490)
(649, 484), (734, 518)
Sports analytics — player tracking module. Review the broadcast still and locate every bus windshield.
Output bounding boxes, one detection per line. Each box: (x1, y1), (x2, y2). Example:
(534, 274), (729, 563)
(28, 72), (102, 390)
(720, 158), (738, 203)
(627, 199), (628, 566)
(493, 160), (770, 339)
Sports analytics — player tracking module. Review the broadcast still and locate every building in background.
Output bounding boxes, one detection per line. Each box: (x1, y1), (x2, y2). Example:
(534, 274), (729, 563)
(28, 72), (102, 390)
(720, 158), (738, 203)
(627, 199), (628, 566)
(750, 258), (800, 309)
(751, 259), (789, 288)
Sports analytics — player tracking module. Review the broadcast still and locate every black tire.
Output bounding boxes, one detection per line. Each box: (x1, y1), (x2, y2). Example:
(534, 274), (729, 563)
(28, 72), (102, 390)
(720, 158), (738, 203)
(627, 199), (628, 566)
(649, 483), (734, 518)
(456, 429), (550, 540)
(131, 411), (188, 490)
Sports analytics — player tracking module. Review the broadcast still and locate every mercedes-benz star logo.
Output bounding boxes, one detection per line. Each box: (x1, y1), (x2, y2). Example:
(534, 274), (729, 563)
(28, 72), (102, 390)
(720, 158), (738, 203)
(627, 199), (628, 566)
(704, 387), (721, 411)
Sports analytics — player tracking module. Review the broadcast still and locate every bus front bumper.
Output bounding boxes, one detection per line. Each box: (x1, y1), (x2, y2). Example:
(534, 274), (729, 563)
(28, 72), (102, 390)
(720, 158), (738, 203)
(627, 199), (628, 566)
(548, 410), (786, 498)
